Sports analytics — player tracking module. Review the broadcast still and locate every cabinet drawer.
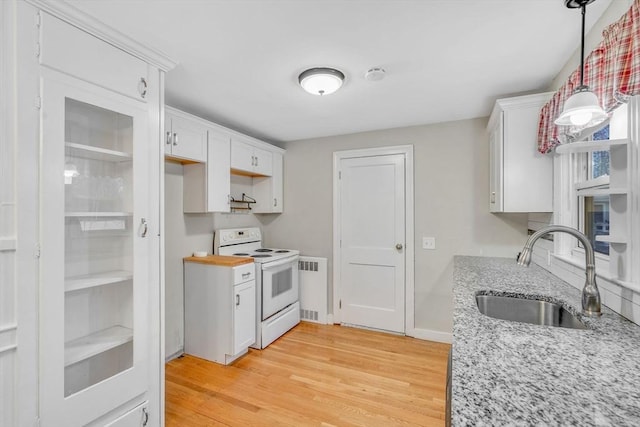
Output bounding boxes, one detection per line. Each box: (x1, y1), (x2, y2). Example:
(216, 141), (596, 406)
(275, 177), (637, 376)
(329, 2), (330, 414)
(40, 13), (148, 101)
(234, 264), (255, 284)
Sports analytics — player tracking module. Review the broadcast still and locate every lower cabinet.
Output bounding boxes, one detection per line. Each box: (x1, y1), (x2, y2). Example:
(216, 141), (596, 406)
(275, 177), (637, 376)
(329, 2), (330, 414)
(184, 260), (256, 365)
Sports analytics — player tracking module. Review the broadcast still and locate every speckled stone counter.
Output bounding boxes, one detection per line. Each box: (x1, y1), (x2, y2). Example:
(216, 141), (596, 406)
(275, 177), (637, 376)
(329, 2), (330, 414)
(452, 256), (640, 426)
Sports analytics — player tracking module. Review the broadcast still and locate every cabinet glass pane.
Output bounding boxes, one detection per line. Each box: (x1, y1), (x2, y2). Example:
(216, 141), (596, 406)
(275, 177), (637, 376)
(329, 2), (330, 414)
(63, 98), (134, 396)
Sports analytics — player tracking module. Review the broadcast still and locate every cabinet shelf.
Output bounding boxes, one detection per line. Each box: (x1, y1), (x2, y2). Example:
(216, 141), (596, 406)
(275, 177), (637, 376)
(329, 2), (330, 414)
(65, 142), (132, 162)
(65, 270), (133, 292)
(555, 138), (628, 154)
(64, 326), (133, 367)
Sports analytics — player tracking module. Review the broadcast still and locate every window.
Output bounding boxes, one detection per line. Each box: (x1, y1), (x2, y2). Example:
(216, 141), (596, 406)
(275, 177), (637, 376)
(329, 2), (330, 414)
(576, 125), (611, 256)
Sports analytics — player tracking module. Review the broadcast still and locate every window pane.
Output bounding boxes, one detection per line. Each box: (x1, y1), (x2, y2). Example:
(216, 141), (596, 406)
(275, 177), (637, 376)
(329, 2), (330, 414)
(591, 125), (610, 180)
(583, 195), (610, 255)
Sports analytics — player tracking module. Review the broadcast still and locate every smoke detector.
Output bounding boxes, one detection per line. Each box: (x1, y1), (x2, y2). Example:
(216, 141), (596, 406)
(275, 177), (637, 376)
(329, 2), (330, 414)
(364, 67), (386, 82)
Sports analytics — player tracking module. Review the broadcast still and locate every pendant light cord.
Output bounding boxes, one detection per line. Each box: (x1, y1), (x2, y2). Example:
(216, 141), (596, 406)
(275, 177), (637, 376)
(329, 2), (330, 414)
(580, 3), (586, 88)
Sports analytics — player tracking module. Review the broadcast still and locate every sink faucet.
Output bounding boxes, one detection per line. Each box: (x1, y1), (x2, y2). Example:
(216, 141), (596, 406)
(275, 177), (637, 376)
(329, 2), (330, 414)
(517, 225), (601, 317)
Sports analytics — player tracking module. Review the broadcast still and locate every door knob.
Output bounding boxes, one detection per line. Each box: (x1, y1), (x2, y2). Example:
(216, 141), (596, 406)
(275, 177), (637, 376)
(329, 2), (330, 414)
(396, 243), (403, 250)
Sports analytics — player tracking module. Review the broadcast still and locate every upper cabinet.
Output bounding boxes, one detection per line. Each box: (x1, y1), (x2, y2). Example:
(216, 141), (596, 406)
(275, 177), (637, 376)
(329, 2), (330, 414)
(184, 127), (231, 213)
(231, 136), (273, 177)
(165, 107), (208, 163)
(487, 92), (554, 213)
(170, 107), (285, 213)
(253, 152), (283, 213)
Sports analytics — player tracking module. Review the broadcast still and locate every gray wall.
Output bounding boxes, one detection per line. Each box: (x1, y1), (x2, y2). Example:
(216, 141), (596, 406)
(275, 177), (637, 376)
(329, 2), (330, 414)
(261, 117), (529, 334)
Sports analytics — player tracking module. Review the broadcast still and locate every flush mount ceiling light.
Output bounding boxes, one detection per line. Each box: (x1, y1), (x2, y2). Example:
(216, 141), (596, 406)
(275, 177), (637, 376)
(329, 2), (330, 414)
(298, 67), (345, 96)
(555, 0), (607, 127)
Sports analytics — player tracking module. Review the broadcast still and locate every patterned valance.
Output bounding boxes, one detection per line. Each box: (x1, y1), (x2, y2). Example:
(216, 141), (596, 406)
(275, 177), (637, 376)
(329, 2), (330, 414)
(538, 0), (640, 153)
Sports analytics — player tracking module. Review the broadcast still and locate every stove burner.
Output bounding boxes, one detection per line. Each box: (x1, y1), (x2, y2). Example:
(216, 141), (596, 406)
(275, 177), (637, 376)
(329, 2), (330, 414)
(252, 254), (272, 258)
(275, 250), (290, 253)
(255, 248), (273, 252)
(233, 253), (250, 256)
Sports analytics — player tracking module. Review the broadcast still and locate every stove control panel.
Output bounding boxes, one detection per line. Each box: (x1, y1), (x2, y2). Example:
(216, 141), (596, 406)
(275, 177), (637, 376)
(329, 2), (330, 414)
(216, 227), (261, 248)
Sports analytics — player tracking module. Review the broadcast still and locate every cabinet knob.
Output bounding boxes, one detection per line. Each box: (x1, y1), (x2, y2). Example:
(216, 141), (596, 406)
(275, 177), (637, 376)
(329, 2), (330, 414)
(395, 243), (403, 250)
(274, 198), (277, 207)
(236, 294), (240, 306)
(173, 132), (178, 146)
(491, 192), (496, 203)
(166, 131), (172, 145)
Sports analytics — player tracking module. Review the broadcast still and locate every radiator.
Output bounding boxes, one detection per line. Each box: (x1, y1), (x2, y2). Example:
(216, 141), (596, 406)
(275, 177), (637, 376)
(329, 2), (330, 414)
(298, 256), (328, 324)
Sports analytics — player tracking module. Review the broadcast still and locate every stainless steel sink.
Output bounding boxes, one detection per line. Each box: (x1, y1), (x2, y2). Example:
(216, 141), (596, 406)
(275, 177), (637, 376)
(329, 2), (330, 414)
(475, 293), (587, 330)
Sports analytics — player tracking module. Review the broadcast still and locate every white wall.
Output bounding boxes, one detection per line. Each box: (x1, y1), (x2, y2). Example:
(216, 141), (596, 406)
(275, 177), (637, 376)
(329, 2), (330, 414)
(262, 118), (529, 337)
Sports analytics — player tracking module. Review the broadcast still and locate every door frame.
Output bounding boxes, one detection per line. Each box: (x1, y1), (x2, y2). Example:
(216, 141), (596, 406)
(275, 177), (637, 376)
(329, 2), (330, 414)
(332, 145), (415, 335)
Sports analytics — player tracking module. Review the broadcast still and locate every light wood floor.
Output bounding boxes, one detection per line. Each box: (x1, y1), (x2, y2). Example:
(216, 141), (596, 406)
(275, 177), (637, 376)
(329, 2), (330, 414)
(166, 322), (450, 427)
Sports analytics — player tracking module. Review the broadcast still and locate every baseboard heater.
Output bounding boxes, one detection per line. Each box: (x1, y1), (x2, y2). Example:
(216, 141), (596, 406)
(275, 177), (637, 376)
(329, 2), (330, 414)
(298, 256), (328, 324)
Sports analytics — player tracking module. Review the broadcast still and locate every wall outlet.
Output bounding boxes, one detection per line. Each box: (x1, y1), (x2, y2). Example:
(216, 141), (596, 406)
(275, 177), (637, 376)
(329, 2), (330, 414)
(422, 237), (436, 250)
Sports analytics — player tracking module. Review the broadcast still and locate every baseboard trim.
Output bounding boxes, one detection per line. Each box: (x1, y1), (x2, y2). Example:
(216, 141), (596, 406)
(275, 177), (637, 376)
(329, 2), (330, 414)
(165, 349), (184, 363)
(409, 328), (452, 344)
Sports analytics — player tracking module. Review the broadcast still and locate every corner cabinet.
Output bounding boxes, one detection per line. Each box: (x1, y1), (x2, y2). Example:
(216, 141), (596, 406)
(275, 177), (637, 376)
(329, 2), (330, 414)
(253, 152), (284, 213)
(488, 92), (554, 213)
(34, 6), (173, 427)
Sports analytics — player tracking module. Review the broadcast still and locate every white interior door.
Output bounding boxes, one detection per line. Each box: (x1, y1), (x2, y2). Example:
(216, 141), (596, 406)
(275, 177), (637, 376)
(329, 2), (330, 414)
(338, 153), (406, 333)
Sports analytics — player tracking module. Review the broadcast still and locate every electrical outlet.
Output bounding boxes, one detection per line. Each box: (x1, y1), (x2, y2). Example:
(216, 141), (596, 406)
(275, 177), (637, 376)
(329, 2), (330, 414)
(422, 237), (436, 250)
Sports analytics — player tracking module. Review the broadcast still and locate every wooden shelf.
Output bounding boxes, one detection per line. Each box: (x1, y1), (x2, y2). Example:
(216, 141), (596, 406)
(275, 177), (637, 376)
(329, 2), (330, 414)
(64, 325), (133, 367)
(555, 138), (628, 154)
(65, 211), (133, 217)
(65, 270), (133, 292)
(65, 142), (132, 162)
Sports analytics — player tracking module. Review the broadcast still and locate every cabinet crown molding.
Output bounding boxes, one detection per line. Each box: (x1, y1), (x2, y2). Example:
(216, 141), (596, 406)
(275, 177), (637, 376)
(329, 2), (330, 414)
(26, 0), (178, 72)
(487, 92), (554, 131)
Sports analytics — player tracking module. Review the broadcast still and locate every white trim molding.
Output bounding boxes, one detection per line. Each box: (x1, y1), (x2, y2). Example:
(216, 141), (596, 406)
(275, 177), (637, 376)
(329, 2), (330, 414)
(332, 145), (415, 334)
(25, 0), (177, 72)
(411, 328), (452, 344)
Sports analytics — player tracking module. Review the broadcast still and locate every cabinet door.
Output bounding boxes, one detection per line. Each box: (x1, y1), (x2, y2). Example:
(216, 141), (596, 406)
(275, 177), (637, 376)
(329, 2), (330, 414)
(489, 117), (503, 212)
(253, 146), (273, 176)
(230, 138), (255, 173)
(166, 113), (207, 162)
(40, 69), (150, 427)
(253, 152), (283, 213)
(207, 129), (232, 212)
(233, 280), (256, 355)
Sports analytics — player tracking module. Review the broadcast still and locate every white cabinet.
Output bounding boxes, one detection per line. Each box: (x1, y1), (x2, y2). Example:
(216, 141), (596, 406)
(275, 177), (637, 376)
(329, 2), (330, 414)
(165, 107), (208, 163)
(231, 137), (273, 176)
(253, 152), (284, 213)
(184, 260), (256, 365)
(487, 92), (554, 213)
(184, 127), (231, 213)
(37, 11), (163, 427)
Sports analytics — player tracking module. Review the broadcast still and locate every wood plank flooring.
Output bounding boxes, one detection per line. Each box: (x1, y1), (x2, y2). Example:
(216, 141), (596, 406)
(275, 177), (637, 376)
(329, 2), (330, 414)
(166, 322), (450, 427)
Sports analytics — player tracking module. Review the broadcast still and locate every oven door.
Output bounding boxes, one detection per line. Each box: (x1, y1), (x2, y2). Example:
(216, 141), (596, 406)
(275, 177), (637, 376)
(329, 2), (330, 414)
(261, 255), (299, 320)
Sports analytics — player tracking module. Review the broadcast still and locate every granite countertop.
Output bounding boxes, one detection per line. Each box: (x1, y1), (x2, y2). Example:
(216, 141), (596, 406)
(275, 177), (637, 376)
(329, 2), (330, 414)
(452, 256), (640, 426)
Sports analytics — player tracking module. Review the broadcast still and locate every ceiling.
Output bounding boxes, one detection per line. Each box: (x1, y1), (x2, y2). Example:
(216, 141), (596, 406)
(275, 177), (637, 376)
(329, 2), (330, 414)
(65, 0), (612, 143)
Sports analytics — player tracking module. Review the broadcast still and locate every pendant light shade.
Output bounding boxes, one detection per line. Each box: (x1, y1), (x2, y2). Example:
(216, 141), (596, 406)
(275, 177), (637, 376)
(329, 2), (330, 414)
(298, 67), (344, 96)
(555, 0), (607, 128)
(554, 88), (608, 126)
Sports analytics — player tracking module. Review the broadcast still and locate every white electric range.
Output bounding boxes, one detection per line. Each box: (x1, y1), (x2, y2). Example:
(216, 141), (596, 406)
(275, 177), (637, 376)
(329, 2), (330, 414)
(214, 227), (300, 349)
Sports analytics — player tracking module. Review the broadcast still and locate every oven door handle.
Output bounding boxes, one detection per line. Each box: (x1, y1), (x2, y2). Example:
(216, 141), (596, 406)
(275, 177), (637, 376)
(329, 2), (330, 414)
(260, 255), (299, 270)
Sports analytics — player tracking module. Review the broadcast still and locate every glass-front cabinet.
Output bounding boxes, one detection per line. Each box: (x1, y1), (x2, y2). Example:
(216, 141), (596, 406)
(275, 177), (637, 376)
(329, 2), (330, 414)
(40, 69), (150, 426)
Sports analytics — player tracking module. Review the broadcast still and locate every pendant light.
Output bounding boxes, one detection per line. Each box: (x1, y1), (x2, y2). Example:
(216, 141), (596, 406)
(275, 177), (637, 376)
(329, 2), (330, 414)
(555, 0), (607, 127)
(298, 67), (345, 96)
